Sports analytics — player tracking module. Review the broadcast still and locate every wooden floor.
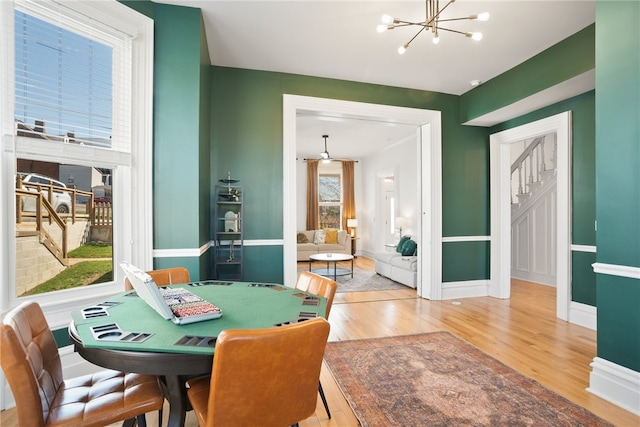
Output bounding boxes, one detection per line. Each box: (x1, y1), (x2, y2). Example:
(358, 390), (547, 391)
(2, 256), (638, 426)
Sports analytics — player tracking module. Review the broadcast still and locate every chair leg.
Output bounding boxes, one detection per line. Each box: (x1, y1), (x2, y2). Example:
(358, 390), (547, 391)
(318, 381), (331, 419)
(158, 408), (163, 427)
(136, 414), (148, 427)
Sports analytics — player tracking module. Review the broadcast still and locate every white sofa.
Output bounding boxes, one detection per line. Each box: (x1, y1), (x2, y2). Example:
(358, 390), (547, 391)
(374, 237), (417, 288)
(297, 229), (352, 261)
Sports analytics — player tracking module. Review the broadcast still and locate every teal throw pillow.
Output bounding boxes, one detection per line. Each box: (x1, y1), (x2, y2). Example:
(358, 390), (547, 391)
(401, 239), (417, 256)
(396, 236), (410, 253)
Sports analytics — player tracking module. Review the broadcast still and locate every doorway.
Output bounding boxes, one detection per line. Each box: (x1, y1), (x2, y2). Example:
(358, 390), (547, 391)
(282, 95), (442, 299)
(489, 112), (571, 320)
(385, 188), (395, 245)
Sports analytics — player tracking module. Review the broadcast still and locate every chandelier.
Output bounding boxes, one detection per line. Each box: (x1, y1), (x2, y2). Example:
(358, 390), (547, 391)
(376, 0), (489, 54)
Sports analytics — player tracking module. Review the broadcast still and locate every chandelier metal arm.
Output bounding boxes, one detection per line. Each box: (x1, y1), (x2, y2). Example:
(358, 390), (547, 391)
(435, 26), (473, 36)
(436, 16), (479, 23)
(377, 0), (488, 52)
(405, 26), (427, 47)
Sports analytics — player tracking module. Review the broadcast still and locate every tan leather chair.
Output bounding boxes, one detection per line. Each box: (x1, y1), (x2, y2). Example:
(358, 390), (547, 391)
(0, 301), (165, 427)
(295, 271), (338, 418)
(124, 266), (191, 291)
(186, 317), (330, 427)
(295, 271), (337, 319)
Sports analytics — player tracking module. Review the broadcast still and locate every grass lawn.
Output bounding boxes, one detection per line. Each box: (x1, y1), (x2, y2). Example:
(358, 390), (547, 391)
(68, 242), (112, 258)
(21, 243), (113, 296)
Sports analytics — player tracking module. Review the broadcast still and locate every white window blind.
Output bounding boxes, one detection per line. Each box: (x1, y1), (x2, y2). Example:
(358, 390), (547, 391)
(14, 0), (132, 152)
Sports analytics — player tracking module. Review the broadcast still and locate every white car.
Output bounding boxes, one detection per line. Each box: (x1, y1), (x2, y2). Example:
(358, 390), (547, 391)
(18, 172), (72, 214)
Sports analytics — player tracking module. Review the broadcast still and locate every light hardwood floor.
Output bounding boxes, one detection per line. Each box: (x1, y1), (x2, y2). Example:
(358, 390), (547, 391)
(2, 257), (638, 426)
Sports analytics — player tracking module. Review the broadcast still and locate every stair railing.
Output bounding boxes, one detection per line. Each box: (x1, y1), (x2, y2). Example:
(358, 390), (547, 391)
(510, 136), (555, 204)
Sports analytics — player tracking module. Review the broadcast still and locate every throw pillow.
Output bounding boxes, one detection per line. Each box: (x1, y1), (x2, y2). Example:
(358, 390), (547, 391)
(396, 236), (410, 253)
(401, 239), (417, 256)
(313, 230), (326, 244)
(324, 228), (338, 244)
(297, 232), (308, 243)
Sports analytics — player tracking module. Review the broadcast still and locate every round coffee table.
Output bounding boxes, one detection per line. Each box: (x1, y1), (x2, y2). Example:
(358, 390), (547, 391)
(309, 253), (354, 280)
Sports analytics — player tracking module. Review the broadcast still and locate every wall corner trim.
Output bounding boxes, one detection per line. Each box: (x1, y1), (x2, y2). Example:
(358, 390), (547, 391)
(588, 357), (640, 416)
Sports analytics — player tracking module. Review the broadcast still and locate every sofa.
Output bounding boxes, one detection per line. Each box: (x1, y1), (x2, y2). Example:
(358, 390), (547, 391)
(297, 229), (352, 261)
(374, 236), (417, 288)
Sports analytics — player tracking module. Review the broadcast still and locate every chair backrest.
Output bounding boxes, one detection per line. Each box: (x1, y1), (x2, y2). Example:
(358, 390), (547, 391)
(0, 301), (63, 427)
(124, 266), (190, 291)
(295, 271), (338, 318)
(206, 317), (330, 426)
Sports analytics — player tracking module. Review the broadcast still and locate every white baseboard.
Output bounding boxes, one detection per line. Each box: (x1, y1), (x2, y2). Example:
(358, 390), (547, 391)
(569, 301), (597, 330)
(588, 357), (640, 416)
(441, 280), (490, 300)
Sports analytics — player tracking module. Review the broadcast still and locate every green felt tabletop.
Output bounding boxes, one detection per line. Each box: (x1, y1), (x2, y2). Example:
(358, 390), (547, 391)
(71, 281), (327, 355)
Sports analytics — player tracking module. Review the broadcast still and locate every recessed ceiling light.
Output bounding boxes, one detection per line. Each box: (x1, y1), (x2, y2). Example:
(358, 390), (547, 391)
(470, 80), (482, 87)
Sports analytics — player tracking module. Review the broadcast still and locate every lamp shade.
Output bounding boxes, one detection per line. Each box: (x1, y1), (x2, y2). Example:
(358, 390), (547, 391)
(395, 217), (409, 228)
(347, 219), (358, 228)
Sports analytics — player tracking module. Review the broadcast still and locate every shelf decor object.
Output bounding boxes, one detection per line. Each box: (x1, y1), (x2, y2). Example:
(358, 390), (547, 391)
(214, 172), (243, 280)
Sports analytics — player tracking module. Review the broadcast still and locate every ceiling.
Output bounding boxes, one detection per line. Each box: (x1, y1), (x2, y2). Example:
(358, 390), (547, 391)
(154, 0), (595, 159)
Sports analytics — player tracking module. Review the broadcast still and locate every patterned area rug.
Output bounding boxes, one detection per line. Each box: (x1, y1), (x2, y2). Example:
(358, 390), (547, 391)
(298, 265), (408, 293)
(324, 332), (613, 427)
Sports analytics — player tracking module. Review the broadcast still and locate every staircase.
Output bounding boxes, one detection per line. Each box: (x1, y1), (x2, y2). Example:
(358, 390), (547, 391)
(510, 134), (557, 286)
(511, 136), (557, 219)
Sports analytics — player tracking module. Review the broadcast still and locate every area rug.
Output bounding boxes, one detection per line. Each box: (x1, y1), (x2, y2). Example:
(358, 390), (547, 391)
(334, 267), (409, 293)
(324, 331), (613, 427)
(298, 265), (408, 293)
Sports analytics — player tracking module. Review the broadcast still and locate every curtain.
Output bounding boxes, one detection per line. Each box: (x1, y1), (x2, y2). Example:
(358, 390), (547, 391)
(342, 160), (356, 230)
(306, 160), (319, 230)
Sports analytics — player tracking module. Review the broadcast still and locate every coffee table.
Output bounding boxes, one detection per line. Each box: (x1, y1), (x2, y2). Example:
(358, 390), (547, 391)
(309, 253), (354, 280)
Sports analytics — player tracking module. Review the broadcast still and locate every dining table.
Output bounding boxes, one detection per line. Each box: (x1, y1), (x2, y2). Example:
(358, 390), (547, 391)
(69, 280), (327, 427)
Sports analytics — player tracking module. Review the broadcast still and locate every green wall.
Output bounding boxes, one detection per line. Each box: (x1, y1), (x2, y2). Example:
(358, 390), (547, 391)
(490, 92), (597, 306)
(594, 1), (640, 372)
(210, 67), (490, 282)
(461, 24), (595, 124)
(147, 3), (212, 280)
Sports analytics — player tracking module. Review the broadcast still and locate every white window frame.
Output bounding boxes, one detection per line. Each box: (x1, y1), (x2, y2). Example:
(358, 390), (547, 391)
(0, 0), (153, 328)
(318, 166), (343, 229)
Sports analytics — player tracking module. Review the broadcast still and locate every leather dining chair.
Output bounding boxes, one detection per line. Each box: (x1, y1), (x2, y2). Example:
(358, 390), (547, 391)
(0, 300), (165, 427)
(124, 266), (191, 291)
(185, 317), (330, 427)
(294, 271), (338, 419)
(295, 271), (337, 319)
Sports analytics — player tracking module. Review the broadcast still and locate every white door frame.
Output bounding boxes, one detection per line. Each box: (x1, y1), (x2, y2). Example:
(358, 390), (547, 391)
(489, 111), (571, 319)
(282, 95), (442, 299)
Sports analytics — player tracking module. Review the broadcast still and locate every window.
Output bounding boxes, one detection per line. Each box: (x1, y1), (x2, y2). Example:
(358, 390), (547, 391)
(318, 171), (342, 229)
(1, 0), (153, 318)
